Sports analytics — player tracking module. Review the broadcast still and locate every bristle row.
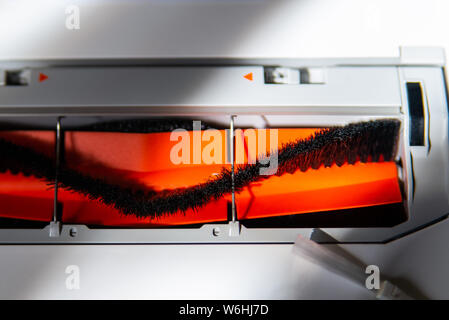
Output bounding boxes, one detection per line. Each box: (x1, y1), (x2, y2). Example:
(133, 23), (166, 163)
(77, 119), (215, 133)
(232, 119), (400, 191)
(277, 119), (399, 175)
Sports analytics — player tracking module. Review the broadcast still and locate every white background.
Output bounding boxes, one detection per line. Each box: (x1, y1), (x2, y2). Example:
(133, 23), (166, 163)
(0, 0), (448, 60)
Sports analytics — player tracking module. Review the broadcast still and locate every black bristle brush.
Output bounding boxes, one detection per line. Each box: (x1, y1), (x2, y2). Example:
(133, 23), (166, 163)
(74, 118), (217, 133)
(0, 119), (400, 219)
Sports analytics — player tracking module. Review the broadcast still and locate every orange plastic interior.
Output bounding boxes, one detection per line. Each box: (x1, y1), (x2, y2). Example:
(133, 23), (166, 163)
(0, 128), (403, 226)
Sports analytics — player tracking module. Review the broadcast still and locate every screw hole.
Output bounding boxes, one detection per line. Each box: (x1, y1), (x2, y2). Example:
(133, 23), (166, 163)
(69, 227), (77, 237)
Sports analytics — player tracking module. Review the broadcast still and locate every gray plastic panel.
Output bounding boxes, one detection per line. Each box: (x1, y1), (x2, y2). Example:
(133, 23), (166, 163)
(0, 66), (401, 114)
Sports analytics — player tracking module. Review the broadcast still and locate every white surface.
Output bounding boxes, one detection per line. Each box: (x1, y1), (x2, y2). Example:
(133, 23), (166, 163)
(0, 243), (394, 299)
(0, 0), (448, 60)
(0, 232), (433, 299)
(0, 0), (448, 299)
(0, 227), (443, 299)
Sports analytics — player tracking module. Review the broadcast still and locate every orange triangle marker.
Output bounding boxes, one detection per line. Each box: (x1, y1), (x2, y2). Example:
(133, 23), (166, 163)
(244, 72), (253, 81)
(39, 73), (48, 82)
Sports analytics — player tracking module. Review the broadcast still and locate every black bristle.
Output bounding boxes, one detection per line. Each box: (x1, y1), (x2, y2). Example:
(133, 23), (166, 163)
(75, 118), (216, 133)
(0, 119), (400, 219)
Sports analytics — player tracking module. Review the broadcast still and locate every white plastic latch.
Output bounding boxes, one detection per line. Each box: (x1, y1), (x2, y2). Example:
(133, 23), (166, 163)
(265, 67), (300, 84)
(228, 221), (240, 237)
(49, 221), (61, 237)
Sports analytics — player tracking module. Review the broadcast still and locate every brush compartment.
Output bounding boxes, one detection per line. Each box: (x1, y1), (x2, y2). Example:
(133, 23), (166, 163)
(0, 116), (407, 229)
